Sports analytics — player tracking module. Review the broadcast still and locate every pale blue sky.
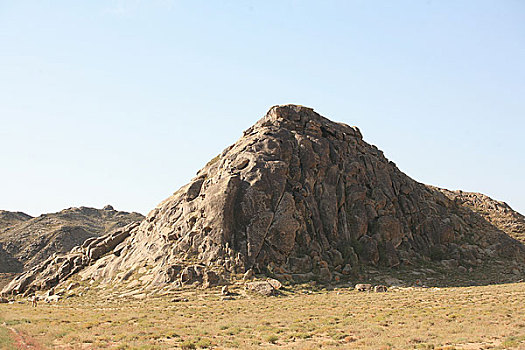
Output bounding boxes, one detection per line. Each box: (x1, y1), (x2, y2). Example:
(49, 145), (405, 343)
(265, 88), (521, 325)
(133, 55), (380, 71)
(0, 0), (524, 216)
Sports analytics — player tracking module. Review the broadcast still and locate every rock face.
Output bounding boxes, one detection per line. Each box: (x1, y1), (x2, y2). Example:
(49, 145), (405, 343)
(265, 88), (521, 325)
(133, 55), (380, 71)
(3, 105), (524, 296)
(0, 206), (144, 273)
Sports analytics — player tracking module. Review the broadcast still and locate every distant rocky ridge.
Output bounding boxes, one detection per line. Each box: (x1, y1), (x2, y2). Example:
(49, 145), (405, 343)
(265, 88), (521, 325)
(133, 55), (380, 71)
(0, 206), (144, 275)
(437, 189), (525, 244)
(0, 210), (32, 230)
(0, 210), (34, 276)
(3, 105), (524, 296)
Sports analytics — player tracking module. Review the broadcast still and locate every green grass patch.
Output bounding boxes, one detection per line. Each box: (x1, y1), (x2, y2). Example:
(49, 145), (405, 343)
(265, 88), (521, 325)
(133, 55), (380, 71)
(0, 325), (15, 350)
(501, 335), (525, 348)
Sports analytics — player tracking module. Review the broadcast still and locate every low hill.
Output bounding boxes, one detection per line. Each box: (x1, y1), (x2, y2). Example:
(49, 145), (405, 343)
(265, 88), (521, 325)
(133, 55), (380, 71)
(0, 210), (32, 230)
(437, 188), (525, 244)
(0, 206), (143, 275)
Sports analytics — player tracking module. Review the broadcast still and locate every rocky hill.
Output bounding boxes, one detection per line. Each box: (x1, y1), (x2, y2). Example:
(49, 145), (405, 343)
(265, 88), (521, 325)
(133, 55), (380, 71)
(437, 189), (525, 244)
(3, 105), (524, 296)
(0, 206), (144, 275)
(0, 210), (32, 230)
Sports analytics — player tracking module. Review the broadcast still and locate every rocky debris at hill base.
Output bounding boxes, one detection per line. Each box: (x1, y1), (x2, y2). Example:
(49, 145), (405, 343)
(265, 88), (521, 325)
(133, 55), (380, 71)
(355, 284), (372, 292)
(45, 295), (61, 303)
(266, 278), (282, 290)
(171, 297), (189, 303)
(66, 282), (80, 291)
(243, 269), (255, 281)
(246, 281), (277, 296)
(221, 285), (229, 296)
(374, 285), (388, 293)
(354, 284), (388, 293)
(2, 105), (525, 297)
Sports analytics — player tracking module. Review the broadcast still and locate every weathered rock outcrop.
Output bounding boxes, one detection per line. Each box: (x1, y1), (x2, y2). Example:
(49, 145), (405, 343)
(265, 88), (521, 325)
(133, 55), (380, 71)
(2, 222), (140, 296)
(3, 105), (524, 295)
(0, 206), (144, 273)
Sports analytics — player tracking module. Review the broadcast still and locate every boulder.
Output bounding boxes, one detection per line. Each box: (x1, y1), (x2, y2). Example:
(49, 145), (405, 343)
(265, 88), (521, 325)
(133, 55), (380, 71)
(355, 283), (372, 292)
(45, 295), (61, 303)
(382, 242), (400, 268)
(318, 267), (332, 283)
(245, 281), (275, 296)
(358, 236), (379, 266)
(288, 256), (313, 274)
(342, 264), (353, 275)
(171, 297), (189, 303)
(180, 265), (206, 285)
(221, 285), (229, 296)
(243, 269), (255, 281)
(441, 259), (459, 269)
(203, 271), (221, 288)
(374, 285), (388, 293)
(266, 278), (282, 290)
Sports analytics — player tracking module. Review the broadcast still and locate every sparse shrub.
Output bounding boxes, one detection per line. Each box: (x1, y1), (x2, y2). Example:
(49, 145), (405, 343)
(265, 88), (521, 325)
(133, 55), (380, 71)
(180, 340), (197, 350)
(5, 319), (31, 326)
(195, 338), (212, 348)
(265, 334), (278, 344)
(205, 155), (221, 168)
(502, 335), (525, 347)
(227, 340), (240, 348)
(295, 332), (312, 339)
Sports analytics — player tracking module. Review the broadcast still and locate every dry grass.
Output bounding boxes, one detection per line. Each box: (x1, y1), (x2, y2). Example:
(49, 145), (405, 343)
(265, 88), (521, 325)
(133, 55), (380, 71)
(1, 282), (524, 349)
